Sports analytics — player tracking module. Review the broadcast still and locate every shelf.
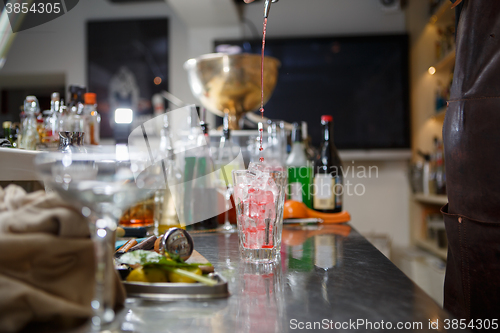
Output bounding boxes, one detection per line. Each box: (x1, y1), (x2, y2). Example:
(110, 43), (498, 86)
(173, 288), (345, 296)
(416, 238), (447, 260)
(429, 0), (454, 25)
(413, 193), (448, 206)
(434, 48), (456, 72)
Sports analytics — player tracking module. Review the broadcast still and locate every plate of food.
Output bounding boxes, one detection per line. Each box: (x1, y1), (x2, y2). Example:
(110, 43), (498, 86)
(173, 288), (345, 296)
(115, 228), (229, 300)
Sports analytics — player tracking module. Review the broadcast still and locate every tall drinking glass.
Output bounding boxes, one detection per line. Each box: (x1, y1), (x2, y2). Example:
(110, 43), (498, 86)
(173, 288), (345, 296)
(232, 169), (287, 262)
(34, 147), (161, 329)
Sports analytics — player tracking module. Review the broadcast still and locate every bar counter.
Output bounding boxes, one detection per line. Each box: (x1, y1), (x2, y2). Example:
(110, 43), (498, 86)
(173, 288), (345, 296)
(82, 225), (461, 332)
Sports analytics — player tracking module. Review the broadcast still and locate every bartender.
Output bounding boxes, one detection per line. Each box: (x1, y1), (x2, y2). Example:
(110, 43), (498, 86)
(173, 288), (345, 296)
(244, 0), (500, 326)
(442, 0), (500, 326)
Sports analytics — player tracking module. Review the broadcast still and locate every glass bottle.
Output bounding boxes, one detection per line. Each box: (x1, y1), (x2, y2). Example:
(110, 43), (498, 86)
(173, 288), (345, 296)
(2, 121), (12, 145)
(42, 92), (61, 144)
(286, 122), (313, 208)
(83, 92), (101, 145)
(216, 115), (241, 232)
(217, 125), (235, 172)
(57, 100), (67, 133)
(302, 121), (318, 161)
(36, 109), (45, 144)
(154, 114), (184, 234)
(312, 115), (343, 213)
(60, 86), (85, 133)
(189, 121), (219, 230)
(19, 96), (40, 150)
(154, 152), (183, 234)
(10, 122), (19, 148)
(264, 120), (287, 167)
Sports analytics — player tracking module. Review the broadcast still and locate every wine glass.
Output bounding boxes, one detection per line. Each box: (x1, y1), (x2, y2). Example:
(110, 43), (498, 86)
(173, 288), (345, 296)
(215, 126), (239, 233)
(216, 181), (236, 233)
(34, 146), (162, 329)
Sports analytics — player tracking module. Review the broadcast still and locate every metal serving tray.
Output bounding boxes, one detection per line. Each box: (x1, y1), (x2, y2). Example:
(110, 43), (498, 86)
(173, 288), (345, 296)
(122, 273), (229, 300)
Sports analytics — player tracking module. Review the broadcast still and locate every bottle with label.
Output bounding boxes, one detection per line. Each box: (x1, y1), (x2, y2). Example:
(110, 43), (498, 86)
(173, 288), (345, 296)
(2, 121), (12, 144)
(286, 122), (313, 208)
(19, 96), (40, 150)
(83, 92), (101, 145)
(312, 115), (343, 213)
(36, 109), (45, 144)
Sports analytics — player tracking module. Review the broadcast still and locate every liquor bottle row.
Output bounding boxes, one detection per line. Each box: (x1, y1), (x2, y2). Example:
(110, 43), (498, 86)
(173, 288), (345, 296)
(118, 110), (346, 232)
(412, 138), (446, 196)
(1, 85), (101, 150)
(286, 115), (343, 213)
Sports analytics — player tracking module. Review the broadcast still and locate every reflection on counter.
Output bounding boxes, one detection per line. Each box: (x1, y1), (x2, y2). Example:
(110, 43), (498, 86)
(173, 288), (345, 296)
(106, 226), (454, 333)
(238, 261), (285, 333)
(283, 228), (349, 272)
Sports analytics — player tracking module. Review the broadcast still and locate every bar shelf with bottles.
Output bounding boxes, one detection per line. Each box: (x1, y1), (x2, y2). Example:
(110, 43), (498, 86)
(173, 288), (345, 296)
(0, 85), (101, 152)
(410, 137), (448, 259)
(429, 0), (454, 26)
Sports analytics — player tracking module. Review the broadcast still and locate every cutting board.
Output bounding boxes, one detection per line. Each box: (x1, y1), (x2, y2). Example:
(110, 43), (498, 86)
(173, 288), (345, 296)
(186, 250), (214, 274)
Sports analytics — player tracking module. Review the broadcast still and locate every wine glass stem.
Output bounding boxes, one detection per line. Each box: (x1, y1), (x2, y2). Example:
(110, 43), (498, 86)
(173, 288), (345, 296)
(223, 188), (236, 231)
(90, 216), (116, 329)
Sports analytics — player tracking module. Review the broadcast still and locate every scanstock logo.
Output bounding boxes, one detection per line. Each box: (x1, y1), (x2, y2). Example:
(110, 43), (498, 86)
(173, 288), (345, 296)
(1, 0), (79, 32)
(127, 105), (245, 227)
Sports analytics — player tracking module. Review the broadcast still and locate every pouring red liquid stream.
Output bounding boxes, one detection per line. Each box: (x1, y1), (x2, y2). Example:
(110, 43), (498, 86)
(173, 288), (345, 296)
(259, 17), (268, 163)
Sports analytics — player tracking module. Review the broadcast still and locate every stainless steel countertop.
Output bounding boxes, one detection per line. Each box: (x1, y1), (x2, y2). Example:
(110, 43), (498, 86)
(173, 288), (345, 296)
(94, 225), (461, 332)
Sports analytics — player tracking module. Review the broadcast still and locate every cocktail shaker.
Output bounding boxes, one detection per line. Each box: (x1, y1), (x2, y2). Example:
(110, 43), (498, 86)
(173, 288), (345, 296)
(59, 131), (86, 153)
(160, 227), (194, 261)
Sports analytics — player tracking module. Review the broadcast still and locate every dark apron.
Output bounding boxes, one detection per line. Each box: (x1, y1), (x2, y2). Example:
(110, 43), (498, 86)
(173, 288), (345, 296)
(442, 0), (500, 323)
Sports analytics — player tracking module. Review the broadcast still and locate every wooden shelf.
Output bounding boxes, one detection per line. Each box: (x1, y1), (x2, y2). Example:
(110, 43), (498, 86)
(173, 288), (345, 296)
(434, 48), (456, 72)
(413, 193), (448, 206)
(416, 238), (447, 260)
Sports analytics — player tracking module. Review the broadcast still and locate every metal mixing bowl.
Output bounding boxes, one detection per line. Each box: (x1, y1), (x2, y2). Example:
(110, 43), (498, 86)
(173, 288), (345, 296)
(184, 53), (280, 129)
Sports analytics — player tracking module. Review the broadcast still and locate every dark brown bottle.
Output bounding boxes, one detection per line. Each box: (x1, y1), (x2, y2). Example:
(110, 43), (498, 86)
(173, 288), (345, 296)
(312, 115), (343, 213)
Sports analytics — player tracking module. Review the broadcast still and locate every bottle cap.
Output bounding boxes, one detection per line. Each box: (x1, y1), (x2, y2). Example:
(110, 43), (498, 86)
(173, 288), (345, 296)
(200, 121), (209, 135)
(24, 96), (39, 114)
(321, 115), (333, 122)
(84, 92), (96, 105)
(2, 121), (11, 128)
(51, 92), (60, 101)
(291, 122), (302, 142)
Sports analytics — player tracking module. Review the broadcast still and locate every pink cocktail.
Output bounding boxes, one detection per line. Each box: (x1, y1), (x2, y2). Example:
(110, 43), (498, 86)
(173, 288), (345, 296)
(232, 163), (287, 262)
